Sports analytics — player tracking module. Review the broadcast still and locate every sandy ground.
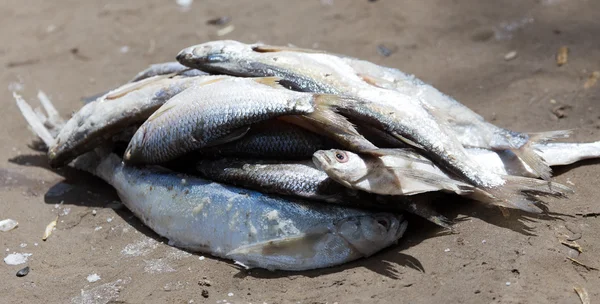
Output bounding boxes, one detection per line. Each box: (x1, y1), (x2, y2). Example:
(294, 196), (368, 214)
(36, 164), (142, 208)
(1, 0), (600, 303)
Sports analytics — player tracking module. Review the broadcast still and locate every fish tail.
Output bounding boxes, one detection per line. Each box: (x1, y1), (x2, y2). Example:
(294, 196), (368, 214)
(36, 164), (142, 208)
(13, 92), (57, 147)
(511, 130), (573, 180)
(473, 175), (573, 213)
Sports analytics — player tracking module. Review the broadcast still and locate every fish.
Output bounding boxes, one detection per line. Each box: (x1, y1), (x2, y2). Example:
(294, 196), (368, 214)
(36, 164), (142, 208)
(176, 40), (563, 211)
(194, 157), (454, 229)
(312, 149), (473, 196)
(44, 74), (219, 167)
(196, 120), (340, 159)
(81, 62), (208, 104)
(129, 61), (208, 83)
(313, 149), (573, 212)
(336, 54), (570, 180)
(17, 93), (408, 272)
(238, 43), (571, 180)
(468, 141), (600, 177)
(195, 158), (350, 202)
(124, 77), (321, 165)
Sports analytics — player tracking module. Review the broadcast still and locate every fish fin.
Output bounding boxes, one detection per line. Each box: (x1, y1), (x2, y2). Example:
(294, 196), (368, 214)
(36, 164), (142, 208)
(147, 103), (178, 121)
(388, 132), (425, 150)
(37, 91), (64, 127)
(226, 232), (329, 270)
(509, 130), (572, 180)
(203, 127), (251, 148)
(361, 148), (433, 165)
(389, 199), (454, 230)
(475, 176), (573, 213)
(528, 130), (573, 143)
(105, 73), (177, 100)
(358, 73), (397, 90)
(253, 76), (286, 88)
(510, 144), (553, 180)
(13, 92), (56, 147)
(384, 167), (474, 195)
(251, 44), (326, 54)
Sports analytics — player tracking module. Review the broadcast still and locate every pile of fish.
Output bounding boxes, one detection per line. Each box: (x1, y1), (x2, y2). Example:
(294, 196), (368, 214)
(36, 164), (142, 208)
(15, 40), (600, 271)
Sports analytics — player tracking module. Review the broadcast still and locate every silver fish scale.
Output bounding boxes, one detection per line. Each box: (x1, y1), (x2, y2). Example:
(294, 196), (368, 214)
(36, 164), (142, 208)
(127, 78), (316, 164)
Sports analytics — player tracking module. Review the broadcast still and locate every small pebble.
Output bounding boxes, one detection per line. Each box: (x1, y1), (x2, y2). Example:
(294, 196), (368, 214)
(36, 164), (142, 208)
(92, 210), (97, 216)
(228, 292), (234, 297)
(199, 256), (205, 261)
(201, 289), (209, 298)
(20, 243), (27, 248)
(506, 282), (511, 286)
(16, 266), (30, 277)
(444, 248), (450, 252)
(504, 51), (518, 61)
(482, 240), (487, 244)
(107, 217), (113, 223)
(120, 46), (130, 54)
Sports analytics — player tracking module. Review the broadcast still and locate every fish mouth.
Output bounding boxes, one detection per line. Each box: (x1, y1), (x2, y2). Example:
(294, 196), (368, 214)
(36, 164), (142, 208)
(176, 48), (227, 66)
(311, 152), (330, 170)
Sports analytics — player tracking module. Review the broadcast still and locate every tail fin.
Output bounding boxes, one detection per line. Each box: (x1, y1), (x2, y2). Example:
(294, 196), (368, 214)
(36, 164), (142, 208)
(474, 175), (573, 213)
(13, 92), (56, 147)
(512, 130), (573, 180)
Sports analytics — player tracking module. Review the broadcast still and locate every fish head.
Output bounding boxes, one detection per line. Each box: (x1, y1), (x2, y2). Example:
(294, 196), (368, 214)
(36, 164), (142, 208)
(176, 40), (253, 72)
(123, 127), (147, 164)
(336, 213), (407, 257)
(312, 149), (369, 184)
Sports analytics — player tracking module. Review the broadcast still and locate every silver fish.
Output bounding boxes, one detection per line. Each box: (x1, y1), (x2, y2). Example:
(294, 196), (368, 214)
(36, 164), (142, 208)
(176, 40), (556, 211)
(235, 43), (569, 180)
(313, 149), (473, 196)
(124, 77), (318, 164)
(468, 141), (600, 177)
(17, 95), (408, 272)
(337, 54), (569, 180)
(129, 61), (208, 83)
(194, 157), (453, 229)
(313, 149), (572, 212)
(197, 120), (339, 159)
(46, 74), (217, 167)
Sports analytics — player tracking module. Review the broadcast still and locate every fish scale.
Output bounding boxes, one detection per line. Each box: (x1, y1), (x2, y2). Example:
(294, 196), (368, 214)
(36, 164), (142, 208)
(124, 77), (318, 164)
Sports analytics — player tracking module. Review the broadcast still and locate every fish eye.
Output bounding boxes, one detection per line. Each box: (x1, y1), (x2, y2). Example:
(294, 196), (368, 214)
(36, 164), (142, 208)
(377, 218), (390, 230)
(334, 151), (348, 163)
